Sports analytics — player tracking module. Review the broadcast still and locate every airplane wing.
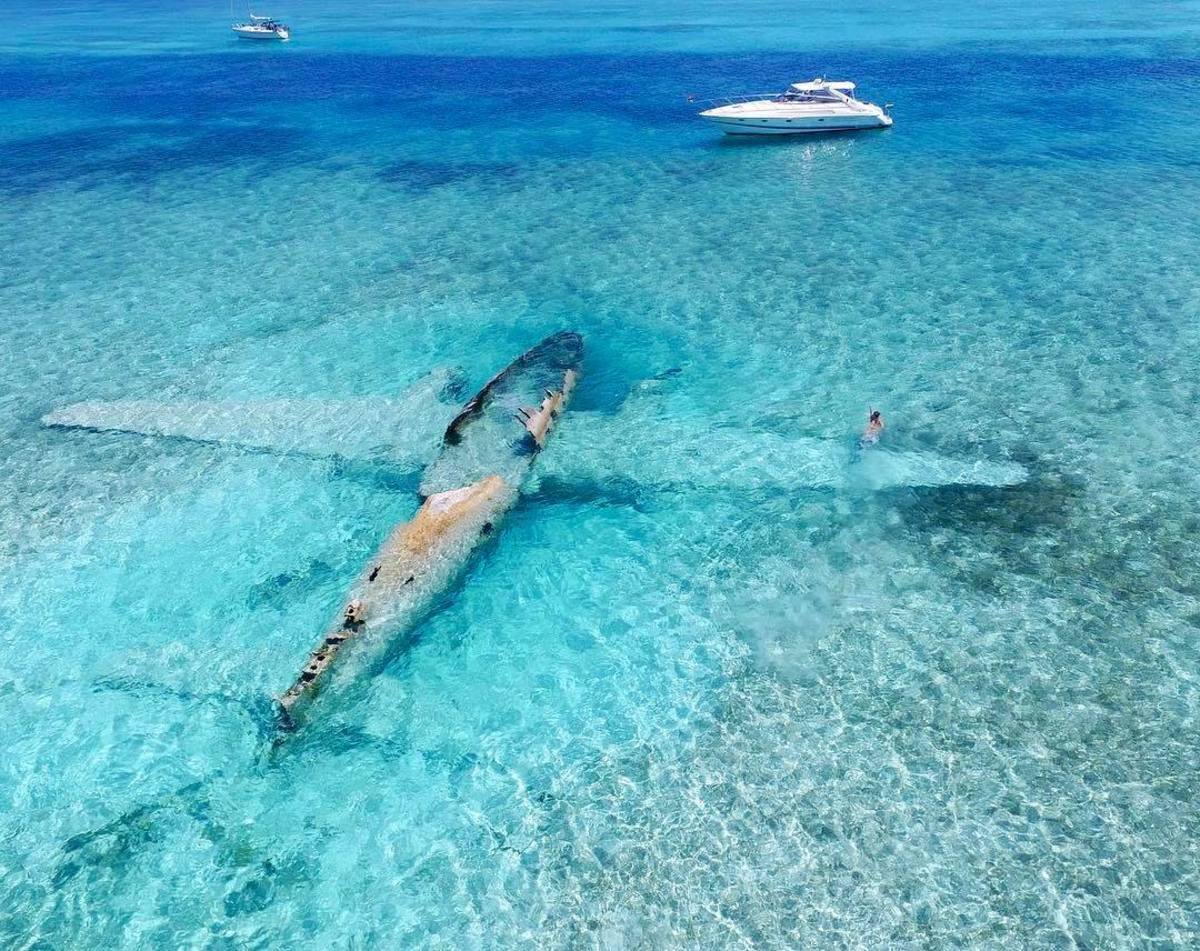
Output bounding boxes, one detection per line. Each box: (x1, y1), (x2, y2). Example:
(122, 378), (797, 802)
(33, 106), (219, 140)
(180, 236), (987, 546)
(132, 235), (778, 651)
(41, 367), (467, 471)
(536, 412), (1028, 492)
(43, 370), (1028, 493)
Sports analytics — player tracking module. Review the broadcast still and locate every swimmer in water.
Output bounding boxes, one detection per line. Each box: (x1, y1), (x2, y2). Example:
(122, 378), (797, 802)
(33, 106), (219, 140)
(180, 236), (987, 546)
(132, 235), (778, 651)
(860, 409), (884, 447)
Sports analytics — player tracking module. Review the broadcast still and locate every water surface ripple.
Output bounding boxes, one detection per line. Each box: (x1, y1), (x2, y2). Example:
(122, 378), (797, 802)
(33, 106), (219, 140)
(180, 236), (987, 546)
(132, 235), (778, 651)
(1, 1), (1198, 946)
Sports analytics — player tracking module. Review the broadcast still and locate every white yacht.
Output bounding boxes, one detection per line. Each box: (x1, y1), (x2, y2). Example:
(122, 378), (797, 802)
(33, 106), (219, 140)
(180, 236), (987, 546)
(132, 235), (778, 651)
(698, 79), (892, 135)
(232, 13), (291, 40)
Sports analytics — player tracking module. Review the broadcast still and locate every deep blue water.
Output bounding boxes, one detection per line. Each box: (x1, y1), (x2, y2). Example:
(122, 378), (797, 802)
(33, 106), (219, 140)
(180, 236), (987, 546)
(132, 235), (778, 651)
(1, 1), (1199, 946)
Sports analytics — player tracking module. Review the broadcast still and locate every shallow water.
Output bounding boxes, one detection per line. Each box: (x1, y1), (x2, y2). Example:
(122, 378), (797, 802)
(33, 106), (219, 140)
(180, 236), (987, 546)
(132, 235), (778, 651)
(1, 0), (1199, 946)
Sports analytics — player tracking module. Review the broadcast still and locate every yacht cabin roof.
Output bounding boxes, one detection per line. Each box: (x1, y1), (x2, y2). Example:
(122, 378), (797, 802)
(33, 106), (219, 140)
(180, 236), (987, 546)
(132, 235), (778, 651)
(789, 80), (856, 92)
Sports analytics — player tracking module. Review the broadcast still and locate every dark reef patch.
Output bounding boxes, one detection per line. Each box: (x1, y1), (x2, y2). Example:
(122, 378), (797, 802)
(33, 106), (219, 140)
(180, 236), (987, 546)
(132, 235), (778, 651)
(377, 158), (523, 191)
(245, 560), (336, 611)
(895, 454), (1200, 608)
(0, 121), (309, 195)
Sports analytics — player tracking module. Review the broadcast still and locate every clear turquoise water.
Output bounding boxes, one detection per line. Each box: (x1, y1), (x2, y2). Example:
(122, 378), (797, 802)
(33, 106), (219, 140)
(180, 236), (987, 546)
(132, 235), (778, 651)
(2, 1), (1200, 946)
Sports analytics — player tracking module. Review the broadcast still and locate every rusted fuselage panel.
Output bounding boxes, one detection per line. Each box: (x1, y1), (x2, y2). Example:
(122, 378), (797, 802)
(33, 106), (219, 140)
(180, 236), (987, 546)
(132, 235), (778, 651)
(278, 475), (513, 720)
(519, 369), (577, 448)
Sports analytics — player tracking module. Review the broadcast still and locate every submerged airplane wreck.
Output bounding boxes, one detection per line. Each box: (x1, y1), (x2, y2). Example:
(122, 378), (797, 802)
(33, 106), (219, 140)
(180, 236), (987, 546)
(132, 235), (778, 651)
(278, 331), (581, 723)
(43, 329), (1036, 728)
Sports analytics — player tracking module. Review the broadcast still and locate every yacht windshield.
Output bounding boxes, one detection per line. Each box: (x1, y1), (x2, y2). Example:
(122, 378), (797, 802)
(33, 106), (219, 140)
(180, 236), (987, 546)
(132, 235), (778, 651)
(775, 90), (838, 103)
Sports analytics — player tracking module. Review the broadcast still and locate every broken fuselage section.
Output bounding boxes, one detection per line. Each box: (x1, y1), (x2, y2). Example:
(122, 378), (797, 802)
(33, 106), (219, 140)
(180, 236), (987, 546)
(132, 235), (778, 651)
(278, 332), (583, 724)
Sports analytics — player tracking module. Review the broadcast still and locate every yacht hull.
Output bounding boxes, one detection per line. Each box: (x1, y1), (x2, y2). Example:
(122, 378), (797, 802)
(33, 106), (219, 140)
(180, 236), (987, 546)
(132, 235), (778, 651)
(232, 27), (289, 40)
(703, 113), (891, 135)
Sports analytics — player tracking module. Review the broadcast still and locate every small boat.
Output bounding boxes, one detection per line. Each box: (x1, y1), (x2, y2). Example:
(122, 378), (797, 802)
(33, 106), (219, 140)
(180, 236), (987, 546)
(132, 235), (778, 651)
(698, 78), (892, 135)
(231, 13), (291, 40)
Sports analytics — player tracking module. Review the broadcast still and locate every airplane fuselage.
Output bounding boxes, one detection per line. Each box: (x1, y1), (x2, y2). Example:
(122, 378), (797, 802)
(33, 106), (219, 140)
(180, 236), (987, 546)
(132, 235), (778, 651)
(278, 332), (583, 724)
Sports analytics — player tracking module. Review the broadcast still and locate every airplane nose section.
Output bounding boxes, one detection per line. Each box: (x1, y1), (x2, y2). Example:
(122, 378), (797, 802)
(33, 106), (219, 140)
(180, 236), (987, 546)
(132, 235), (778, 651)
(527, 330), (584, 370)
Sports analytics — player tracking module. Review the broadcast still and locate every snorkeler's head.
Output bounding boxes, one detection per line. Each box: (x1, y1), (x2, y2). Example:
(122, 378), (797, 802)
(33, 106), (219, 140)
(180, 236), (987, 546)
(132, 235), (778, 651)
(869, 410), (881, 422)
